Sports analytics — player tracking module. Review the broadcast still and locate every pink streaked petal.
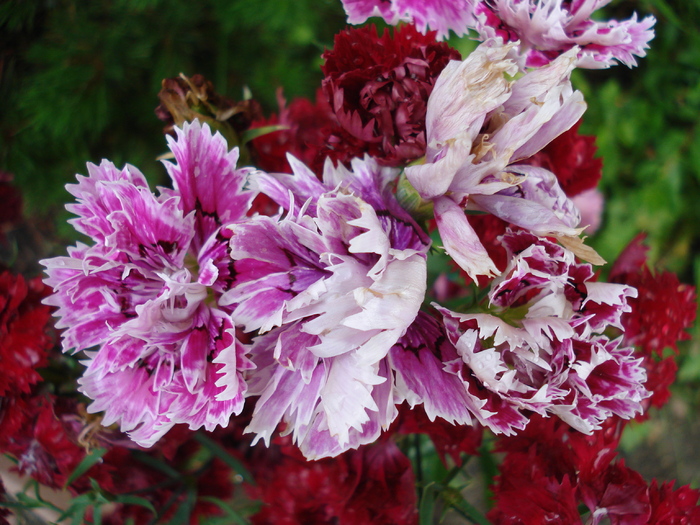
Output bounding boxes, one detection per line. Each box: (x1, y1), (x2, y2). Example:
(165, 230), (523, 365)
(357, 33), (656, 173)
(434, 196), (500, 281)
(298, 360), (396, 459)
(164, 361), (245, 432)
(106, 185), (194, 270)
(79, 362), (174, 447)
(66, 161), (148, 242)
(163, 120), (255, 247)
(389, 314), (474, 425)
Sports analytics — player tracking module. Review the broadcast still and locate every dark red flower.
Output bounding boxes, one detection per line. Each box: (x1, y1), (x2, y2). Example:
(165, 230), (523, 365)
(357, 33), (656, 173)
(321, 24), (460, 167)
(0, 477), (10, 525)
(0, 271), (53, 397)
(248, 437), (417, 524)
(0, 394), (84, 488)
(526, 119), (602, 197)
(611, 233), (697, 356)
(609, 234), (696, 414)
(489, 457), (581, 525)
(250, 89), (336, 175)
(648, 480), (700, 524)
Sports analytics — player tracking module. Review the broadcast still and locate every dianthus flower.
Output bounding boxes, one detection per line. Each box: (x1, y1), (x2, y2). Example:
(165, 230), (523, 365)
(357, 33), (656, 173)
(436, 230), (647, 435)
(42, 120), (255, 446)
(341, 0), (475, 40)
(473, 0), (656, 69)
(321, 24), (461, 167)
(405, 40), (591, 280)
(0, 271), (53, 397)
(221, 155), (430, 458)
(247, 437), (417, 524)
(249, 89), (336, 175)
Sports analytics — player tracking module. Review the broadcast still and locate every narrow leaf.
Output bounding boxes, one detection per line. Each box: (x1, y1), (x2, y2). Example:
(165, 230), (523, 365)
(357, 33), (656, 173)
(193, 432), (255, 485)
(63, 447), (107, 489)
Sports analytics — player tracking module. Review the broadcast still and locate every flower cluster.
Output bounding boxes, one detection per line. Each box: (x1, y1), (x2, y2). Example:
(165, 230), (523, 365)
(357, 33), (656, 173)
(40, 0), (665, 461)
(24, 0), (700, 522)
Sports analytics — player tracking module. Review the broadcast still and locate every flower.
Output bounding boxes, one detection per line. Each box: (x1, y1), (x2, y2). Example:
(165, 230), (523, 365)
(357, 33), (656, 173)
(247, 437), (417, 525)
(321, 24), (461, 167)
(222, 155), (430, 458)
(0, 271), (53, 397)
(436, 230), (647, 435)
(249, 89), (336, 175)
(609, 233), (697, 413)
(405, 40), (591, 280)
(341, 0), (476, 40)
(473, 0), (656, 69)
(41, 120), (255, 446)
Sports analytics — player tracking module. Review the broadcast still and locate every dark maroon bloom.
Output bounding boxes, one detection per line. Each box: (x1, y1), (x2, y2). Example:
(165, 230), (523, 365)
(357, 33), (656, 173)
(321, 24), (460, 167)
(526, 120), (602, 197)
(248, 436), (417, 524)
(648, 480), (700, 524)
(0, 272), (53, 397)
(0, 394), (85, 488)
(250, 89), (336, 175)
(609, 234), (696, 414)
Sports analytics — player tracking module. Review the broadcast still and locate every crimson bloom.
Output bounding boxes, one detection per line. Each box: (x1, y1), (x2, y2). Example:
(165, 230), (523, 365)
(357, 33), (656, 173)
(248, 437), (417, 524)
(321, 24), (460, 167)
(0, 271), (53, 397)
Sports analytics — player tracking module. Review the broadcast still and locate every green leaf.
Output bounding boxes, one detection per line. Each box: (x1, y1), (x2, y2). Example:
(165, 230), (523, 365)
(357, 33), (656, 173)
(63, 447), (108, 489)
(198, 496), (251, 525)
(112, 495), (157, 516)
(418, 482), (438, 525)
(442, 486), (491, 525)
(132, 450), (182, 479)
(193, 432), (255, 485)
(240, 124), (288, 144)
(166, 488), (197, 525)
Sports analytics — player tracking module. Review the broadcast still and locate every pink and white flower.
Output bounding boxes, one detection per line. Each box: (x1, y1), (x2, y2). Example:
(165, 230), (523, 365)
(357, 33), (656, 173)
(222, 155), (430, 458)
(405, 40), (589, 280)
(474, 0), (656, 69)
(42, 121), (255, 446)
(340, 0), (476, 40)
(432, 230), (647, 435)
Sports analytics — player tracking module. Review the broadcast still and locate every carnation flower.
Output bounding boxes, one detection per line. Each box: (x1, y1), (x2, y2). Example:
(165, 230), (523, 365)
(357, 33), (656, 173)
(247, 437), (417, 524)
(41, 120), (255, 446)
(321, 24), (461, 167)
(435, 230), (647, 435)
(221, 155), (430, 458)
(0, 272), (53, 397)
(609, 233), (697, 413)
(341, 0), (476, 40)
(474, 0), (656, 69)
(250, 89), (336, 175)
(405, 40), (592, 280)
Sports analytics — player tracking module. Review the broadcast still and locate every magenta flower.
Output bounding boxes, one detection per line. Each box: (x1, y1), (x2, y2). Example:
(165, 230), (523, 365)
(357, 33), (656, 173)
(341, 0), (476, 40)
(221, 156), (430, 458)
(474, 0), (656, 69)
(42, 121), (255, 446)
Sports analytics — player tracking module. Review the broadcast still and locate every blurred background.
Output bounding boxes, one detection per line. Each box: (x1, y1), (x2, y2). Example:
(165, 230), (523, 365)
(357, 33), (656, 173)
(1, 0), (698, 489)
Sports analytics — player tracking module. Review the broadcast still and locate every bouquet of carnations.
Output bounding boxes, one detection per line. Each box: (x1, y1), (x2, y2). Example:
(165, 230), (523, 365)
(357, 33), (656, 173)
(1, 0), (698, 523)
